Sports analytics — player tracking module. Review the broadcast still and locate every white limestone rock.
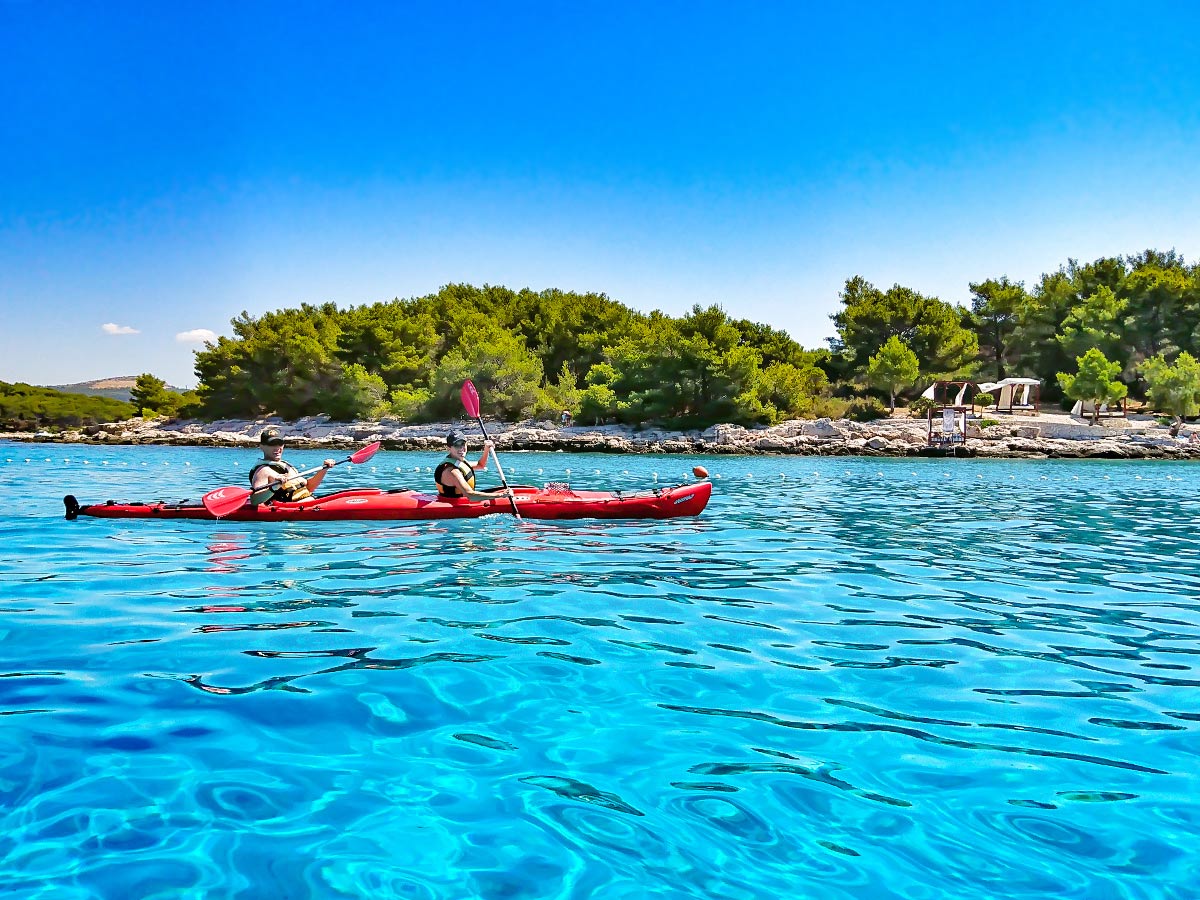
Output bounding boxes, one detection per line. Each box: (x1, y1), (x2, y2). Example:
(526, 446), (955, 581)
(801, 418), (843, 438)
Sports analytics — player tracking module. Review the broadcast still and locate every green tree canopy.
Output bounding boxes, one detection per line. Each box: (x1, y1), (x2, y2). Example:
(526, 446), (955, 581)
(1007, 252), (1200, 401)
(174, 252), (1200, 429)
(130, 373), (172, 415)
(967, 276), (1027, 381)
(427, 326), (545, 420)
(1140, 351), (1200, 431)
(578, 362), (619, 425)
(194, 302), (345, 419)
(830, 276), (978, 379)
(1122, 250), (1195, 362)
(1056, 286), (1129, 368)
(336, 300), (441, 390)
(1058, 348), (1128, 425)
(866, 336), (920, 411)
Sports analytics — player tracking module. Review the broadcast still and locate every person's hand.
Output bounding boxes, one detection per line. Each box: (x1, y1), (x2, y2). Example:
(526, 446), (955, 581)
(483, 440), (495, 450)
(323, 459), (336, 469)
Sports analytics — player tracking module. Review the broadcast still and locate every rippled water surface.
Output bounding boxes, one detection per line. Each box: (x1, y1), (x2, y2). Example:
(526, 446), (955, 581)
(2, 441), (1198, 899)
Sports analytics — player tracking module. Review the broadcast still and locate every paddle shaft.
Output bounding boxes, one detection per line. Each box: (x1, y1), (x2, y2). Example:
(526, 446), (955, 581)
(471, 415), (521, 520)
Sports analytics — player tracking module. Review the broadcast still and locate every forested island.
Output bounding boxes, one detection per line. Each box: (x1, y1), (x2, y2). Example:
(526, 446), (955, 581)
(6, 249), (1200, 433)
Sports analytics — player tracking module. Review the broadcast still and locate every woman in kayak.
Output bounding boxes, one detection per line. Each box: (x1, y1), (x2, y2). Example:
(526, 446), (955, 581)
(435, 431), (511, 502)
(250, 429), (336, 503)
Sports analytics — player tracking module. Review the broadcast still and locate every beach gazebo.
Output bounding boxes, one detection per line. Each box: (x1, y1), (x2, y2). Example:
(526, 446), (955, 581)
(976, 378), (1041, 415)
(919, 380), (979, 446)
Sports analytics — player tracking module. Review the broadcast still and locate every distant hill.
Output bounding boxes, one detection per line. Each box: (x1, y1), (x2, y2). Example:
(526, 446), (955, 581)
(45, 376), (187, 402)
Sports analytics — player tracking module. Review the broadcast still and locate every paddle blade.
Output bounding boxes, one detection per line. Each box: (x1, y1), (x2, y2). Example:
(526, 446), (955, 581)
(460, 380), (480, 418)
(349, 441), (382, 464)
(202, 486), (251, 518)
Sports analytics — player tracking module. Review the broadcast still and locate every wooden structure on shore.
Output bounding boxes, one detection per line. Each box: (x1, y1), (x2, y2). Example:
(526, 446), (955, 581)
(927, 406), (968, 447)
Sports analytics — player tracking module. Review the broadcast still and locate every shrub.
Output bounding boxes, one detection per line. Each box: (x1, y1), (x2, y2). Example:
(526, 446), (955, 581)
(980, 419), (1000, 429)
(907, 396), (935, 417)
(845, 397), (889, 422)
(813, 397), (850, 420)
(388, 387), (433, 422)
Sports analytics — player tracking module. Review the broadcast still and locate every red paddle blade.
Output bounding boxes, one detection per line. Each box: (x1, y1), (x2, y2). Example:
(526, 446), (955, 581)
(202, 485), (251, 518)
(349, 441), (382, 464)
(460, 380), (480, 418)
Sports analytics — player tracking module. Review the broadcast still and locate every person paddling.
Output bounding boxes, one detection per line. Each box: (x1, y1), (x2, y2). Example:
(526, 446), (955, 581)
(435, 431), (513, 502)
(250, 429), (336, 504)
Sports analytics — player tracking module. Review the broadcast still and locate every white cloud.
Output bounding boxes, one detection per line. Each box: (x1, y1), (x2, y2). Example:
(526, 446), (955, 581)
(175, 328), (217, 344)
(101, 322), (140, 335)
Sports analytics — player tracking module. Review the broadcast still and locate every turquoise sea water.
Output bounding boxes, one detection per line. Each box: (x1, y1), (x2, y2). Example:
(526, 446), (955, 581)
(1, 440), (1197, 899)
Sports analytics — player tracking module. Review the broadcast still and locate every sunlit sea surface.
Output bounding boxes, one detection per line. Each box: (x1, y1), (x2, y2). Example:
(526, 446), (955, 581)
(2, 440), (1198, 899)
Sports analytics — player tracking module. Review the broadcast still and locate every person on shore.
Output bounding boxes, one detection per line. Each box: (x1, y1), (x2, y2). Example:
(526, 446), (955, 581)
(250, 428), (336, 503)
(560, 409), (573, 427)
(435, 431), (512, 502)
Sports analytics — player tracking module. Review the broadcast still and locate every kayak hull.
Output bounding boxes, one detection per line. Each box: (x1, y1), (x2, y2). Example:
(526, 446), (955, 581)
(64, 481), (712, 522)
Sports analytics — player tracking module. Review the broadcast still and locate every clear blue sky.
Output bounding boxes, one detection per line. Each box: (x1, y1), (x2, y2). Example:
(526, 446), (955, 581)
(2, 1), (1198, 388)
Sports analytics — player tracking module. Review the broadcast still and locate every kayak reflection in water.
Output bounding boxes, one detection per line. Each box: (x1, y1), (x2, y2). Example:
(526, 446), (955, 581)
(249, 428), (336, 504)
(434, 431), (514, 503)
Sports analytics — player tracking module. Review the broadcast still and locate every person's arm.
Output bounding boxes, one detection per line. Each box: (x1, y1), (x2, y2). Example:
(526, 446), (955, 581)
(471, 440), (494, 471)
(444, 467), (508, 502)
(304, 459), (337, 493)
(252, 468), (279, 491)
(251, 467), (288, 501)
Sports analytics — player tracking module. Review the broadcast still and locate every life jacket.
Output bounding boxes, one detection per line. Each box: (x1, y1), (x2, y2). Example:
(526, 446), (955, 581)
(434, 456), (475, 498)
(249, 460), (312, 503)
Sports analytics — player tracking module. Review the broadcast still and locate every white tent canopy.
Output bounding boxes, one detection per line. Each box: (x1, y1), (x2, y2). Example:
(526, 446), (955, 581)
(976, 377), (1040, 394)
(919, 382), (973, 405)
(920, 378), (1041, 413)
(977, 377), (1040, 413)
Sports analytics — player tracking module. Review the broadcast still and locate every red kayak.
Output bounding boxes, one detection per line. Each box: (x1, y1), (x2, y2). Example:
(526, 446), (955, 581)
(64, 481), (711, 522)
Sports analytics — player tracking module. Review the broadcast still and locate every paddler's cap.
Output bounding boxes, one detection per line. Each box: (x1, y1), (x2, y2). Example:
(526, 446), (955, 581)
(446, 431), (467, 447)
(260, 428), (285, 445)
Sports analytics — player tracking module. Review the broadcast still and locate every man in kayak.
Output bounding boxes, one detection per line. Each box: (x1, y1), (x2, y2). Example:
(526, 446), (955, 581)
(250, 429), (337, 503)
(435, 431), (512, 502)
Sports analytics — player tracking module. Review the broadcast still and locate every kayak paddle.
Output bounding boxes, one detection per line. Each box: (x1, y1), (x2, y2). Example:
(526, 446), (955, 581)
(201, 440), (382, 518)
(460, 380), (522, 521)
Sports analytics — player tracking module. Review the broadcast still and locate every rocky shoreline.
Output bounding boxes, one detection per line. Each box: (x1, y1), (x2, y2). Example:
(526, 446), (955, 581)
(4, 412), (1199, 460)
